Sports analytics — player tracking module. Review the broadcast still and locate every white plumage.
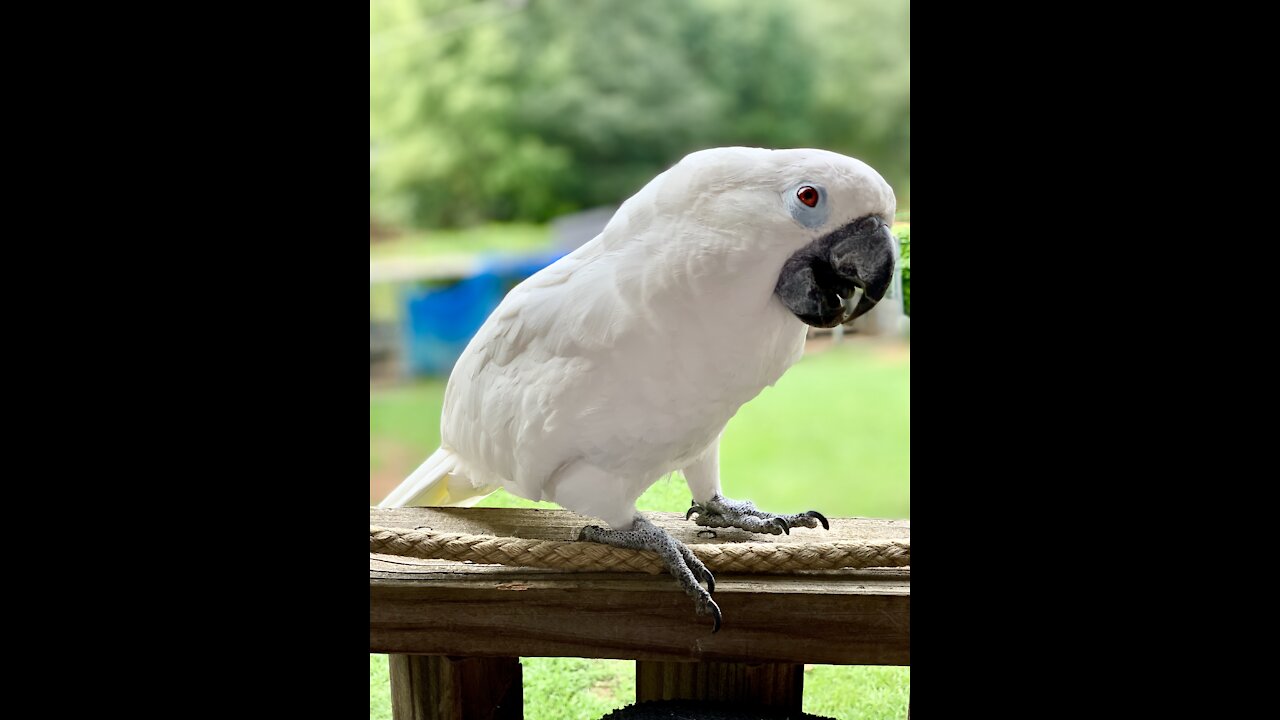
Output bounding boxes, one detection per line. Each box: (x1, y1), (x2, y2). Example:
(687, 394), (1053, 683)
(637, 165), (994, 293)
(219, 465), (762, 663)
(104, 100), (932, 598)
(379, 147), (895, 532)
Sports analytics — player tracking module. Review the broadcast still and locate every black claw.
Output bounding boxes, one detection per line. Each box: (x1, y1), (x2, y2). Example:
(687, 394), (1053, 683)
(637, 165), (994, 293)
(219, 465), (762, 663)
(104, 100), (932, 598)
(702, 568), (716, 594)
(772, 518), (790, 535)
(686, 505), (701, 521)
(805, 510), (830, 530)
(708, 598), (722, 634)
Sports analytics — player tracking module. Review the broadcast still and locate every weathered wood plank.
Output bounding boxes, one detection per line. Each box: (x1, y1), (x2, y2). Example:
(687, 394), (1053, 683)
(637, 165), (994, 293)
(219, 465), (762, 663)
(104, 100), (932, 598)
(635, 661), (804, 710)
(370, 508), (909, 665)
(389, 654), (522, 720)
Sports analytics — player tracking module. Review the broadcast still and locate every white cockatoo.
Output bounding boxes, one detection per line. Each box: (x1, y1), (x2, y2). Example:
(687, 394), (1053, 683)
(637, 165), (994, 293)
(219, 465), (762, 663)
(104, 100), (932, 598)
(379, 147), (897, 632)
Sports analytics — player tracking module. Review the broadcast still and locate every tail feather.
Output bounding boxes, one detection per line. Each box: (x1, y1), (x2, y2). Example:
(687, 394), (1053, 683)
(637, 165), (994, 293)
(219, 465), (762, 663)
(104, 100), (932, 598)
(378, 447), (491, 508)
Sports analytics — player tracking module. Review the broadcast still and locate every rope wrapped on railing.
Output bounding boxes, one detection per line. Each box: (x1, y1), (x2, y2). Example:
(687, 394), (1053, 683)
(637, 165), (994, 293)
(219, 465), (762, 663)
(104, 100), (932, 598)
(370, 525), (910, 574)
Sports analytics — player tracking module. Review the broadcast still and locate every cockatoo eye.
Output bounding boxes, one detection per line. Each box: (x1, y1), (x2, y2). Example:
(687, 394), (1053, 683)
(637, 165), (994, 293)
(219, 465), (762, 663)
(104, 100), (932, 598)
(785, 182), (827, 228)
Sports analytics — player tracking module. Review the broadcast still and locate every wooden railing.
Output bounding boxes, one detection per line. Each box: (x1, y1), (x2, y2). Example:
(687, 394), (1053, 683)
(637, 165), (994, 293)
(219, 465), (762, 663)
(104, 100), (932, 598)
(370, 507), (910, 719)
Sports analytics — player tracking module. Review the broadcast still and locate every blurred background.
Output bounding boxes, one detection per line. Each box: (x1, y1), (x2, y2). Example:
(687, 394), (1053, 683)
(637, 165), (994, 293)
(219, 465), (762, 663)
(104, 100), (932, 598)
(370, 1), (909, 717)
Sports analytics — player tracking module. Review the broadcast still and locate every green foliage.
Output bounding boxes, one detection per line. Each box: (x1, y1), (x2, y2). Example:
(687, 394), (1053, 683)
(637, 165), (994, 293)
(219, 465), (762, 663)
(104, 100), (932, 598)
(371, 0), (909, 228)
(897, 226), (910, 316)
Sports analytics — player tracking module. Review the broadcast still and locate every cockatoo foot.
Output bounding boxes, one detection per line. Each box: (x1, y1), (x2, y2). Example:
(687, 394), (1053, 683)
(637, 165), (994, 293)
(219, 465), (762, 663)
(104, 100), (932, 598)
(578, 515), (721, 633)
(685, 494), (829, 535)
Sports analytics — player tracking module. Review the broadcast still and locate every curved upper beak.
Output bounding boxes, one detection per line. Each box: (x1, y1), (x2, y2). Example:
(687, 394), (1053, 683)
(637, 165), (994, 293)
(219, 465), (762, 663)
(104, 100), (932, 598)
(774, 215), (896, 328)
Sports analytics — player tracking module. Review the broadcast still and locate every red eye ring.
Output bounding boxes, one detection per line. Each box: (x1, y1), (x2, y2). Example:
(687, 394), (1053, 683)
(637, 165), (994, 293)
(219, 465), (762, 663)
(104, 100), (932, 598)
(797, 186), (819, 208)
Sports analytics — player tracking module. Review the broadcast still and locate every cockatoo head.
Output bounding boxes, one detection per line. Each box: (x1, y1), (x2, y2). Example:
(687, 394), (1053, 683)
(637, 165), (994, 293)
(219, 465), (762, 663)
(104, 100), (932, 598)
(658, 147), (898, 328)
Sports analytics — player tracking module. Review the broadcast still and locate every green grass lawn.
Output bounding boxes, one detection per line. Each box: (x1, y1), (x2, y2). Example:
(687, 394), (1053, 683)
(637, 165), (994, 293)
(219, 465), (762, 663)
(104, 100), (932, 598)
(370, 340), (910, 718)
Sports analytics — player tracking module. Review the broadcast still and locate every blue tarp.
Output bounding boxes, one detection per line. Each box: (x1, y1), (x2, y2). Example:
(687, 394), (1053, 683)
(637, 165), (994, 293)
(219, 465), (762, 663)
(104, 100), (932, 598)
(400, 251), (567, 376)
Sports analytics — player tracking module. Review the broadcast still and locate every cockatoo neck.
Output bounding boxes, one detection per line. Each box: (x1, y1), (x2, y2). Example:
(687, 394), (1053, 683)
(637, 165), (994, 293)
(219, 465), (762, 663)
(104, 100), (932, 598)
(631, 225), (795, 315)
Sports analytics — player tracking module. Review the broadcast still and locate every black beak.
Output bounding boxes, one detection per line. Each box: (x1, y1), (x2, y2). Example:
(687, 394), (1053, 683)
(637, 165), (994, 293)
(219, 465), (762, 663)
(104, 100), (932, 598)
(774, 215), (896, 328)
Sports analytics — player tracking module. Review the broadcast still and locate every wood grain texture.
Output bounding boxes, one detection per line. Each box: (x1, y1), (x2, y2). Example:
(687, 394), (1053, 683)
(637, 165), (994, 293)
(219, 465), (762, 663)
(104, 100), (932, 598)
(636, 661), (803, 711)
(371, 508), (909, 665)
(389, 655), (522, 720)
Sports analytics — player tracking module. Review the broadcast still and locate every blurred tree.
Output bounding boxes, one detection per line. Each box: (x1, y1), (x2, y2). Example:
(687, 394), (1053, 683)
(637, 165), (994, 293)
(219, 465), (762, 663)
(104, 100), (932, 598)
(505, 0), (724, 215)
(801, 0), (911, 207)
(370, 0), (909, 229)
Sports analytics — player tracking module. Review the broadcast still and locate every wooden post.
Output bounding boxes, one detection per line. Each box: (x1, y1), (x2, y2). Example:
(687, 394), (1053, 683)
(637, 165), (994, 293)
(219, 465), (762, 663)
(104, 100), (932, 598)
(388, 654), (522, 720)
(635, 660), (804, 712)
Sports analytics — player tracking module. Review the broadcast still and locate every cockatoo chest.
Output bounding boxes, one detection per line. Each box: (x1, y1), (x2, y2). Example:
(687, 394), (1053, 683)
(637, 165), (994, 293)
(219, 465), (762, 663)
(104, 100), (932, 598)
(585, 298), (807, 473)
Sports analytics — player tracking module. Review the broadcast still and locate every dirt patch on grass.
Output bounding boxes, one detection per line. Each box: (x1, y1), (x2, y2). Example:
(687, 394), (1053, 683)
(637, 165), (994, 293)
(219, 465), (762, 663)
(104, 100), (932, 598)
(370, 437), (421, 505)
(590, 678), (619, 700)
